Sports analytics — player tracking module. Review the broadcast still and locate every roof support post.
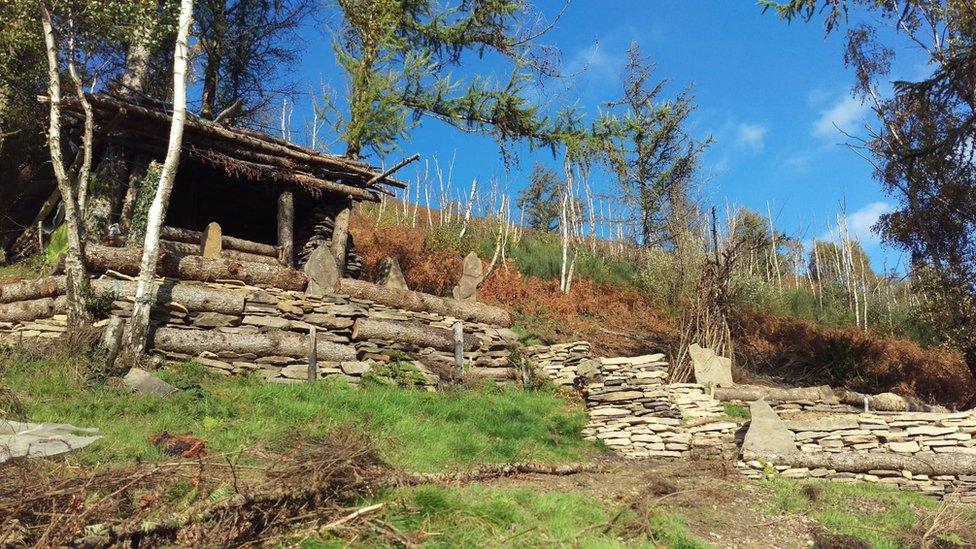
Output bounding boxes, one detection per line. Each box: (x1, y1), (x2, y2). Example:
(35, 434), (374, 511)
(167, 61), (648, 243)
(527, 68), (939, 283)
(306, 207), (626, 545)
(277, 189), (294, 267)
(331, 197), (352, 277)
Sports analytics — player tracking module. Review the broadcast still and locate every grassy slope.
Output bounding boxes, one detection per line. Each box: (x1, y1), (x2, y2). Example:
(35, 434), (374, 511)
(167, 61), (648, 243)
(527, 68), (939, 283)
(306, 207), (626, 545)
(2, 354), (594, 471)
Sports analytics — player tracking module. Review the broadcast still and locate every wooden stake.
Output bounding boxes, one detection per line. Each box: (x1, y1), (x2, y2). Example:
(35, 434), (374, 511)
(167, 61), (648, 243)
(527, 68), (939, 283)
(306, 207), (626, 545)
(277, 190), (294, 267)
(453, 321), (464, 378)
(307, 325), (317, 382)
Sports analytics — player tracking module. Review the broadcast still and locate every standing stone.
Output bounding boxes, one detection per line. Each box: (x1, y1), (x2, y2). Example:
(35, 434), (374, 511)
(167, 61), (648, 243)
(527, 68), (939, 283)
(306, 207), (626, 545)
(377, 256), (408, 289)
(742, 399), (797, 458)
(200, 222), (222, 259)
(451, 252), (484, 301)
(303, 243), (340, 297)
(689, 343), (733, 387)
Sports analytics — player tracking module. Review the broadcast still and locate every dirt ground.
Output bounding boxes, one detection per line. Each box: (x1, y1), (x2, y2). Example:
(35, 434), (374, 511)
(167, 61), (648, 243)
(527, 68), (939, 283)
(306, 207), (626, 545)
(484, 457), (817, 548)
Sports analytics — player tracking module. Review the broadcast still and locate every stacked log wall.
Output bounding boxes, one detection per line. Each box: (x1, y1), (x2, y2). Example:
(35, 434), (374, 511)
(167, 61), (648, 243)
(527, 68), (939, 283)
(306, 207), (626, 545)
(0, 275), (518, 386)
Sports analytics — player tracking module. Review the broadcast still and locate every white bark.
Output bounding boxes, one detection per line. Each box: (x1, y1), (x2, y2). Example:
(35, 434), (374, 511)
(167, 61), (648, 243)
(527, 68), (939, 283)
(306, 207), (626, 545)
(39, 2), (91, 323)
(125, 0), (194, 353)
(459, 177), (477, 237)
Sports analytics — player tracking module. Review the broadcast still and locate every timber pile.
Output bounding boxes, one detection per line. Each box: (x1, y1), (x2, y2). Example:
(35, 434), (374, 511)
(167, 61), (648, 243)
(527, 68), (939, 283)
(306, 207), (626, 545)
(56, 93), (406, 201)
(581, 354), (737, 460)
(524, 341), (593, 387)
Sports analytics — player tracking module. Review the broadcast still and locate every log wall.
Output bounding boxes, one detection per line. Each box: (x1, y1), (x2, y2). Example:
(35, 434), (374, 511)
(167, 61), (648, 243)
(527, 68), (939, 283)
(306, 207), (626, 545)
(0, 275), (519, 386)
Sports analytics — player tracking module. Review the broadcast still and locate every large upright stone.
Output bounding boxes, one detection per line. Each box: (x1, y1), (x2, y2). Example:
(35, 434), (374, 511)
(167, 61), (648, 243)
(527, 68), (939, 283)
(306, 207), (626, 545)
(200, 222), (222, 259)
(304, 244), (340, 297)
(377, 256), (408, 290)
(452, 252), (484, 301)
(689, 344), (733, 387)
(742, 399), (797, 459)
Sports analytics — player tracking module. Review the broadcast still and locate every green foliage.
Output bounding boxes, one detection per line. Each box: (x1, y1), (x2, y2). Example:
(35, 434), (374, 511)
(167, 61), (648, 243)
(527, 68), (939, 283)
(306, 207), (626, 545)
(361, 358), (429, 388)
(516, 163), (562, 232)
(126, 161), (162, 246)
(43, 224), (68, 263)
(0, 255), (49, 281)
(1, 354), (593, 471)
(504, 231), (640, 288)
(722, 403), (750, 420)
(763, 477), (939, 548)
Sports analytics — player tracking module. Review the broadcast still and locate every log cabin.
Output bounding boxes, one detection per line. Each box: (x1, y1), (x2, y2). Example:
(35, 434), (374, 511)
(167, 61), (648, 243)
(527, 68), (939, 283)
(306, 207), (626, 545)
(23, 92), (407, 276)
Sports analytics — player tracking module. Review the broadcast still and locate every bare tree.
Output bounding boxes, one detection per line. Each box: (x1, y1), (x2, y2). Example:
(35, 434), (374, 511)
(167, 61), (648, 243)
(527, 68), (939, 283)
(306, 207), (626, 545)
(124, 0), (194, 353)
(39, 1), (91, 323)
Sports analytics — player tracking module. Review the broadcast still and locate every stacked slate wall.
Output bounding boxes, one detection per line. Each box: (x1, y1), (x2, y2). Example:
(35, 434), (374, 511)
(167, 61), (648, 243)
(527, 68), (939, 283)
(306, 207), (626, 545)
(580, 354), (738, 460)
(524, 341), (593, 386)
(737, 407), (976, 501)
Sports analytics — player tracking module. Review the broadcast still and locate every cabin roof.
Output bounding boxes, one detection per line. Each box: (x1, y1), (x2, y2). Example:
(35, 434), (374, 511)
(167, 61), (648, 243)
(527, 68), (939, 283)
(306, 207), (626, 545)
(59, 93), (406, 202)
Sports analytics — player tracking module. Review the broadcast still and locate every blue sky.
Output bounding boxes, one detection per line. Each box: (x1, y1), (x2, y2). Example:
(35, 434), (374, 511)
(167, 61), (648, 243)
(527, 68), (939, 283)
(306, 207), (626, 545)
(275, 0), (925, 273)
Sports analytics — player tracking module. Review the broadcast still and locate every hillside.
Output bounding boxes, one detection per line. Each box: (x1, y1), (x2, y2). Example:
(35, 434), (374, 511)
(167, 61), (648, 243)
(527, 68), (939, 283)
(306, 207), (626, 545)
(349, 206), (974, 407)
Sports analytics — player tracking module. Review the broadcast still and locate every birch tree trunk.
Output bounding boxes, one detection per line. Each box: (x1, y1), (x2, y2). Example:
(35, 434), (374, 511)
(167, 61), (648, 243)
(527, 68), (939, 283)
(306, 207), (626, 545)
(124, 0), (194, 353)
(39, 2), (91, 324)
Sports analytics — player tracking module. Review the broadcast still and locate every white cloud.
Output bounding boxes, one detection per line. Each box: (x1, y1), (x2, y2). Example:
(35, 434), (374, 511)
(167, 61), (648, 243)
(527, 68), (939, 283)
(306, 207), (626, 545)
(812, 95), (869, 139)
(564, 43), (622, 86)
(819, 201), (894, 246)
(735, 122), (767, 151)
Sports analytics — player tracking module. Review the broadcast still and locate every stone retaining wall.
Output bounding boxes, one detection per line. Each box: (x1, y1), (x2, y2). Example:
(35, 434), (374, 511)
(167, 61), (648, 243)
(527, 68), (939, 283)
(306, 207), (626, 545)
(784, 411), (976, 455)
(581, 354), (738, 460)
(524, 341), (592, 387)
(0, 277), (519, 386)
(738, 459), (976, 502)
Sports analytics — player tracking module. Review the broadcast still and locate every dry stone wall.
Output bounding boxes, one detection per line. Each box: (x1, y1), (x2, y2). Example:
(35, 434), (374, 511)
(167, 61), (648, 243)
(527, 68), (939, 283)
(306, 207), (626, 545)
(580, 354), (738, 460)
(0, 276), (519, 386)
(524, 341), (593, 387)
(783, 411), (976, 455)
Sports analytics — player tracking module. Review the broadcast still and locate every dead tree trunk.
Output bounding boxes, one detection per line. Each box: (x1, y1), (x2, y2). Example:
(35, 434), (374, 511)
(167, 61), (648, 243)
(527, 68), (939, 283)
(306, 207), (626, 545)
(125, 0), (194, 354)
(82, 244), (307, 291)
(152, 327), (356, 361)
(39, 3), (91, 324)
(331, 199), (352, 276)
(351, 318), (478, 352)
(335, 278), (512, 326)
(277, 190), (294, 267)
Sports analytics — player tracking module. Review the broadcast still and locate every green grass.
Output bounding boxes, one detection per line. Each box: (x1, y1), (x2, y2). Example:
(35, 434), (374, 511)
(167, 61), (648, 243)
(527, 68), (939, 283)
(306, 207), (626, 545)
(762, 478), (954, 548)
(721, 403), (750, 420)
(1, 354), (595, 470)
(305, 484), (708, 548)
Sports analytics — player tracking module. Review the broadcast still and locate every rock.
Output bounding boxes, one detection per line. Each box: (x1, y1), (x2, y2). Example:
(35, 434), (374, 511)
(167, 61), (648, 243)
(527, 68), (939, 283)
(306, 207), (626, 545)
(340, 361), (372, 375)
(870, 392), (909, 412)
(742, 400), (797, 458)
(888, 441), (921, 453)
(199, 222), (223, 259)
(123, 368), (179, 397)
(304, 244), (340, 297)
(191, 312), (240, 328)
(688, 344), (733, 387)
(242, 315), (291, 330)
(451, 252), (484, 301)
(906, 425), (958, 436)
(377, 257), (409, 290)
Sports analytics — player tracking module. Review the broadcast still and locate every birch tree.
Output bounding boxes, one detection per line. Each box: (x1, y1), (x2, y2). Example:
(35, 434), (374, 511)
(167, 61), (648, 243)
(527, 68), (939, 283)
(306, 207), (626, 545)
(38, 1), (91, 323)
(125, 0), (194, 353)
